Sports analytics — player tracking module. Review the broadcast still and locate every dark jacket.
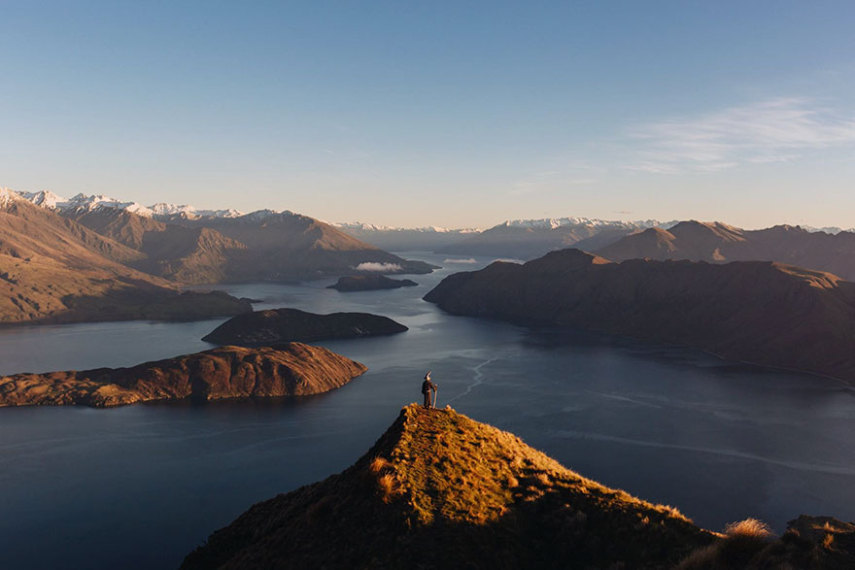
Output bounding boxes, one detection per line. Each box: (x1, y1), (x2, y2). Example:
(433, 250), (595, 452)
(421, 379), (437, 394)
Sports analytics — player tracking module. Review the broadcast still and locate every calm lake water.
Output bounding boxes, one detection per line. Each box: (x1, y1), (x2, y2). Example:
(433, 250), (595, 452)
(1, 252), (854, 569)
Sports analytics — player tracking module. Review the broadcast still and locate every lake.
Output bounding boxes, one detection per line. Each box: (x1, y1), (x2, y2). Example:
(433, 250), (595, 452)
(1, 252), (854, 569)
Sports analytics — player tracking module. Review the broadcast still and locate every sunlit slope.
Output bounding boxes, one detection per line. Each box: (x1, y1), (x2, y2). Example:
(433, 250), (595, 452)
(182, 404), (710, 569)
(0, 191), (248, 323)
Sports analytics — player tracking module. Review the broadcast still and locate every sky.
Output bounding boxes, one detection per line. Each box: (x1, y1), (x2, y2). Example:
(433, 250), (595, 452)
(2, 1), (855, 229)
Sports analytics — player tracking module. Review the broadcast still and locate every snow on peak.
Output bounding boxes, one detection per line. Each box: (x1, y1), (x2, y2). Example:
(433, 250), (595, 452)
(149, 202), (244, 219)
(244, 209), (280, 221)
(496, 217), (661, 231)
(62, 193), (155, 217)
(334, 221), (481, 233)
(18, 189), (68, 209)
(0, 187), (23, 208)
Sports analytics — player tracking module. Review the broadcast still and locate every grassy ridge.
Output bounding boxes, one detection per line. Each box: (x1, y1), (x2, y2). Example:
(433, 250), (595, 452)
(182, 405), (712, 569)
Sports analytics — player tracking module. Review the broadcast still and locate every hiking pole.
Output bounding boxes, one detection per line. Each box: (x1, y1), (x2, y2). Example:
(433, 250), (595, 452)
(433, 388), (438, 408)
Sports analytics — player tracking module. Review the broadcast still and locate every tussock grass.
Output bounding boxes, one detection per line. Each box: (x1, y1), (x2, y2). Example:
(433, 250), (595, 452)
(183, 403), (715, 570)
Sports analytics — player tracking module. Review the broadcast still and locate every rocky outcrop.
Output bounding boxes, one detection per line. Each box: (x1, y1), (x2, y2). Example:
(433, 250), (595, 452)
(424, 248), (855, 383)
(182, 405), (712, 569)
(202, 308), (408, 346)
(0, 343), (366, 407)
(327, 275), (417, 292)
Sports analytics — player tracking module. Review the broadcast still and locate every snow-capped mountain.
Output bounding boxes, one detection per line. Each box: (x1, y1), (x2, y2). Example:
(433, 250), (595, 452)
(0, 187), (23, 208)
(12, 188), (244, 220)
(497, 217), (661, 230)
(335, 222), (481, 234)
(18, 189), (67, 209)
(62, 193), (156, 217)
(149, 202), (244, 219)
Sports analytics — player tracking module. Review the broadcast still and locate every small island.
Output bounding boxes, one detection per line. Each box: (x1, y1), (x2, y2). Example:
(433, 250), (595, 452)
(328, 274), (418, 292)
(202, 307), (408, 346)
(0, 343), (366, 408)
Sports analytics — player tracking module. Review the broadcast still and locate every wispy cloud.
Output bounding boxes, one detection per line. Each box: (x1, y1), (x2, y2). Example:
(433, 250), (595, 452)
(624, 98), (855, 174)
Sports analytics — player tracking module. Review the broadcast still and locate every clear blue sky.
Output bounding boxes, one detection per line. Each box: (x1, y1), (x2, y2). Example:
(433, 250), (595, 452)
(3, 1), (855, 228)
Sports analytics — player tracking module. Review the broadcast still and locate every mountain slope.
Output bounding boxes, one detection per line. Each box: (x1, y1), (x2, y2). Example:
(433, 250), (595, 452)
(14, 188), (435, 282)
(598, 220), (855, 280)
(424, 248), (855, 383)
(0, 190), (250, 324)
(182, 404), (711, 569)
(175, 210), (435, 281)
(62, 207), (247, 284)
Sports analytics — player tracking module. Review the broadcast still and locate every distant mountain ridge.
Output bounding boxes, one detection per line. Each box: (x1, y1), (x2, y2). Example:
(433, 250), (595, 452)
(436, 217), (665, 259)
(597, 220), (855, 281)
(0, 189), (250, 324)
(6, 187), (435, 285)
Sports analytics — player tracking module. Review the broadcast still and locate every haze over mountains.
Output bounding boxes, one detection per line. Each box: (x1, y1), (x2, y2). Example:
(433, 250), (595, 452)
(0, 187), (436, 324)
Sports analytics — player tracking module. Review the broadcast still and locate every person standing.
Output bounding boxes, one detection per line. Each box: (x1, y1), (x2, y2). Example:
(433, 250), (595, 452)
(421, 371), (437, 409)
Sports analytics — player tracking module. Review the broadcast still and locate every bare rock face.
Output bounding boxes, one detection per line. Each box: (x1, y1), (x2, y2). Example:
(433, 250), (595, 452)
(327, 274), (417, 292)
(0, 343), (366, 408)
(202, 308), (408, 346)
(424, 248), (855, 383)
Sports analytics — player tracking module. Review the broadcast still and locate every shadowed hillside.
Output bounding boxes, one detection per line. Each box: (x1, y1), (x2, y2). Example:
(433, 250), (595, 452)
(424, 248), (855, 383)
(65, 207), (246, 283)
(173, 210), (436, 281)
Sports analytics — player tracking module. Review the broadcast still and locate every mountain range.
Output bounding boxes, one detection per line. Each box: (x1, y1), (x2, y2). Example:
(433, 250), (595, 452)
(0, 189), (251, 324)
(425, 248), (855, 384)
(436, 217), (663, 259)
(597, 220), (855, 281)
(0, 187), (435, 323)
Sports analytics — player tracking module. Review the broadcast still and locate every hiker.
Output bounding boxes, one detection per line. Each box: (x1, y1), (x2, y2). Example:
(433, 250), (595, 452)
(421, 371), (438, 409)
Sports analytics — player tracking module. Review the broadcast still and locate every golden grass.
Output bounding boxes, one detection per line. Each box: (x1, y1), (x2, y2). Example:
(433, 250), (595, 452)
(388, 404), (699, 530)
(724, 518), (774, 539)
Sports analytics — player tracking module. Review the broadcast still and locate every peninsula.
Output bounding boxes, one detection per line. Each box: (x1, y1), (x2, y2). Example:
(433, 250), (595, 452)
(0, 343), (366, 407)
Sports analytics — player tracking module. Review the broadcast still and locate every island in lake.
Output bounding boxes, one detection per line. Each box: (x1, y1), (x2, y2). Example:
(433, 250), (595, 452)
(202, 308), (408, 346)
(327, 274), (418, 292)
(0, 343), (366, 408)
